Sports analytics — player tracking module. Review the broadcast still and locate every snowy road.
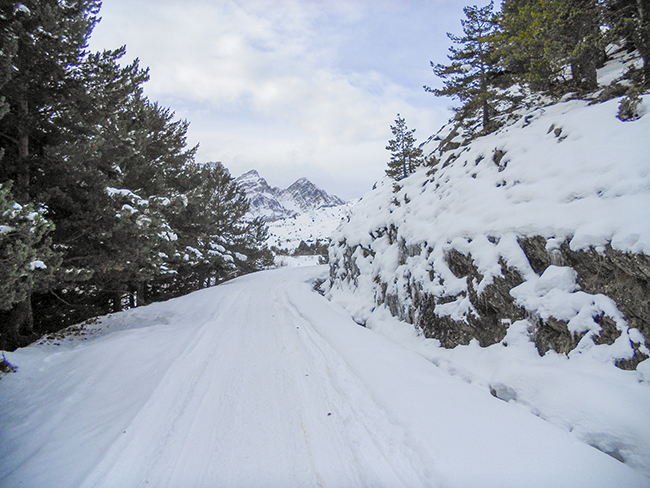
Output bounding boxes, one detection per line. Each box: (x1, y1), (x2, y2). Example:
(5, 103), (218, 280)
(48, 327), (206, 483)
(1, 267), (648, 487)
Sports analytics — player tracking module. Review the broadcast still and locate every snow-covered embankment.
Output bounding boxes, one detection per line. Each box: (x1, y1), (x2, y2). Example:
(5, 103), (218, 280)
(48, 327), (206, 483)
(327, 86), (650, 475)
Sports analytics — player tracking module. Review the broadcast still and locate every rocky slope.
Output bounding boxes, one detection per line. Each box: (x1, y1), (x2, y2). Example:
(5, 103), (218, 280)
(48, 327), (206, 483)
(266, 201), (356, 252)
(327, 53), (650, 371)
(235, 170), (345, 222)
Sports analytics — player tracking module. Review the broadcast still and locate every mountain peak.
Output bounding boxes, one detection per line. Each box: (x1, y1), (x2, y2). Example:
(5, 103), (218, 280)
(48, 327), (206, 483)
(235, 170), (345, 221)
(291, 177), (311, 185)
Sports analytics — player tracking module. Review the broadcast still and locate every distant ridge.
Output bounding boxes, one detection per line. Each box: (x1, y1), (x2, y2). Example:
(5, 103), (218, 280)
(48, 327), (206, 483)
(235, 170), (345, 222)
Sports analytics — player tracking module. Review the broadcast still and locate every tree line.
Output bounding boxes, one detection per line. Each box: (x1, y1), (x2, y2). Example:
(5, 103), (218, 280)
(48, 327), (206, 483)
(1, 1), (271, 351)
(386, 0), (649, 182)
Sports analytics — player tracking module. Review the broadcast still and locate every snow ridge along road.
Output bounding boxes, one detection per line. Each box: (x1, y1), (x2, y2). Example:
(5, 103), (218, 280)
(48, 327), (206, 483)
(1, 266), (647, 487)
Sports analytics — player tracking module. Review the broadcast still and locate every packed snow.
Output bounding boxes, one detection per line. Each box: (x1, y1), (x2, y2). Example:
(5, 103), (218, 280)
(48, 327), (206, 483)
(1, 267), (648, 487)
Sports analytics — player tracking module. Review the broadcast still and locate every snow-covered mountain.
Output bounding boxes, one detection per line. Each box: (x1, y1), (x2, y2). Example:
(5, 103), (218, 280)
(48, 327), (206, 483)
(266, 200), (357, 252)
(235, 170), (345, 222)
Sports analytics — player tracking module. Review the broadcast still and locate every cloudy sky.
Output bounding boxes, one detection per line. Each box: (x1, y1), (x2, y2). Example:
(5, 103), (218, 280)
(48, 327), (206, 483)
(89, 0), (469, 200)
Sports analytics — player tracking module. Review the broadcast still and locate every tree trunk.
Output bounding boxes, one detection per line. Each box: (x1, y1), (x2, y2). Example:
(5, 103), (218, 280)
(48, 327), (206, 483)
(0, 298), (37, 351)
(15, 98), (30, 201)
(136, 281), (147, 307)
(571, 41), (599, 91)
(112, 291), (124, 313)
(0, 97), (38, 351)
(482, 99), (490, 133)
(637, 0), (650, 87)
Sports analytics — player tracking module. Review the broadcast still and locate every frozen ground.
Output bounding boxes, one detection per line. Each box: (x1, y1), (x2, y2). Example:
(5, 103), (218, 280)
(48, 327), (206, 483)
(1, 267), (648, 487)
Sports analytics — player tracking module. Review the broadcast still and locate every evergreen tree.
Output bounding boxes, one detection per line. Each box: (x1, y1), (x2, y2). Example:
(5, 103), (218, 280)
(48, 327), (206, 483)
(0, 1), (272, 343)
(0, 0), (101, 200)
(0, 183), (59, 350)
(497, 0), (604, 92)
(605, 0), (650, 87)
(0, 0), (100, 345)
(385, 115), (424, 182)
(161, 163), (271, 296)
(425, 1), (504, 132)
(29, 46), (158, 324)
(113, 95), (196, 198)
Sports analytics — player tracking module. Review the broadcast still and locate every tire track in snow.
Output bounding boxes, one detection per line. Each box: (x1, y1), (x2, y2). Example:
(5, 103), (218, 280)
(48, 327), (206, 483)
(278, 287), (437, 487)
(3, 267), (648, 488)
(78, 288), (250, 488)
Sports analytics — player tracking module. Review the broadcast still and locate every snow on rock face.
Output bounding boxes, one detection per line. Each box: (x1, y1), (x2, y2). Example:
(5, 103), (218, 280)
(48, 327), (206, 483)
(235, 170), (295, 221)
(235, 170), (345, 222)
(328, 70), (650, 370)
(326, 85), (650, 475)
(329, 91), (650, 355)
(235, 170), (354, 256)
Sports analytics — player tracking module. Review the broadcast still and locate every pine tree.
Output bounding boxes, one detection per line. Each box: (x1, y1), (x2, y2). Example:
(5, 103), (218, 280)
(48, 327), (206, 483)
(1, 1), (272, 340)
(385, 115), (424, 182)
(0, 0), (101, 200)
(605, 0), (650, 87)
(425, 1), (504, 132)
(28, 45), (157, 323)
(103, 94), (199, 305)
(0, 183), (59, 350)
(0, 0), (100, 346)
(497, 0), (604, 92)
(160, 162), (271, 296)
(34, 88), (196, 321)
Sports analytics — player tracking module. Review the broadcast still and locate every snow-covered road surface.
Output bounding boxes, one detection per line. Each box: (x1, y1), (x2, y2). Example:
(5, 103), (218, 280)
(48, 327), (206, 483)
(1, 266), (648, 487)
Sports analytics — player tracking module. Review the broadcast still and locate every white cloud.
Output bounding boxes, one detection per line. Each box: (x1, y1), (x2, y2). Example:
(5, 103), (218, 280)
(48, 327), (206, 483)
(90, 0), (461, 199)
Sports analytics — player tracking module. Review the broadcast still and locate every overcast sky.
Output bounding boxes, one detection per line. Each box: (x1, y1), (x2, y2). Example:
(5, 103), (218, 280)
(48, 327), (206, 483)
(89, 0), (469, 200)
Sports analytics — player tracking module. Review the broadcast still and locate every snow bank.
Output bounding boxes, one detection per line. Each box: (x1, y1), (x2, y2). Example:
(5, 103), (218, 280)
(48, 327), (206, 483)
(363, 308), (650, 477)
(327, 56), (650, 477)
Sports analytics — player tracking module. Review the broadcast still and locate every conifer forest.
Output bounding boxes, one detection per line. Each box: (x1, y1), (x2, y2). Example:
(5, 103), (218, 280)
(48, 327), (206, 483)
(0, 0), (271, 351)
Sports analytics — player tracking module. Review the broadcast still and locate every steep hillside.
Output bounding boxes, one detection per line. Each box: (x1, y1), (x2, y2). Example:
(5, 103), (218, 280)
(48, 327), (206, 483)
(329, 48), (650, 351)
(235, 170), (344, 222)
(329, 90), (649, 359)
(326, 56), (650, 470)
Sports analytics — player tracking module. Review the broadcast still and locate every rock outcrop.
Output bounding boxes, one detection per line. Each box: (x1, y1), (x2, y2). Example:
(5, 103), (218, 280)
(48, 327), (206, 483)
(327, 84), (650, 369)
(330, 231), (649, 368)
